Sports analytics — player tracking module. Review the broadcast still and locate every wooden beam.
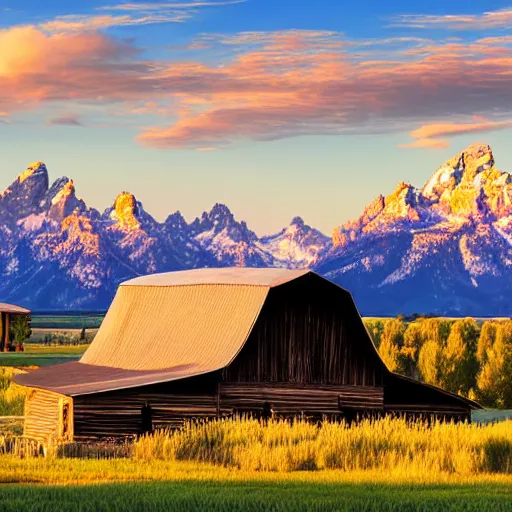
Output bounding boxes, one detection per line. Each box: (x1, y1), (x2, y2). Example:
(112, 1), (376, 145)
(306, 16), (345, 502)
(1, 313), (8, 352)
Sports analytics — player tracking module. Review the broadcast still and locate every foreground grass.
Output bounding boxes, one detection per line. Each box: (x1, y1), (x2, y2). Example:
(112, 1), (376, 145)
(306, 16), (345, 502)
(1, 480), (512, 512)
(1, 458), (511, 512)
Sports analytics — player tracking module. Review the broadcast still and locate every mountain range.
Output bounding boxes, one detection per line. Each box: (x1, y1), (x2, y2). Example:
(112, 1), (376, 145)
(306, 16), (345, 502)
(1, 142), (511, 316)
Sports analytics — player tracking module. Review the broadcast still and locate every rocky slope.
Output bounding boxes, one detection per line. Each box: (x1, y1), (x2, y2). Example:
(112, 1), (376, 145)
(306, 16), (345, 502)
(0, 165), (327, 309)
(1, 143), (511, 315)
(316, 143), (512, 316)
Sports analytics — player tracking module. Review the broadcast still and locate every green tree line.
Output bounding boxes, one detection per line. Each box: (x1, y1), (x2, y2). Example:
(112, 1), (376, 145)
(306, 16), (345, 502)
(364, 317), (512, 409)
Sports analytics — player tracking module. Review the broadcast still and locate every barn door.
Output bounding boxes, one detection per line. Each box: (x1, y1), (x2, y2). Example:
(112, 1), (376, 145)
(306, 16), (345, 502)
(59, 397), (74, 441)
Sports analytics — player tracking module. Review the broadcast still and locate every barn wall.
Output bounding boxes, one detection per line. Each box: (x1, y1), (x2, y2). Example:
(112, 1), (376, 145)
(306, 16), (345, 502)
(73, 374), (219, 440)
(24, 388), (73, 442)
(223, 274), (384, 386)
(73, 374), (387, 439)
(383, 373), (472, 420)
(220, 383), (383, 417)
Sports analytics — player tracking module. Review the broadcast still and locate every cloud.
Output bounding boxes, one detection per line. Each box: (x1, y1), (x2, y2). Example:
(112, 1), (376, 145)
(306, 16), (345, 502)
(398, 138), (450, 149)
(390, 8), (512, 30)
(399, 119), (512, 149)
(0, 18), (511, 150)
(40, 1), (244, 33)
(411, 119), (512, 139)
(101, 2), (244, 11)
(46, 114), (84, 126)
(134, 30), (512, 149)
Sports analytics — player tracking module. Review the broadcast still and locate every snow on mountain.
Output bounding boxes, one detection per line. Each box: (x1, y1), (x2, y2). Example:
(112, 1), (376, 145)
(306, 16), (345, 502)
(189, 203), (275, 267)
(259, 216), (331, 268)
(316, 143), (512, 316)
(1, 142), (510, 314)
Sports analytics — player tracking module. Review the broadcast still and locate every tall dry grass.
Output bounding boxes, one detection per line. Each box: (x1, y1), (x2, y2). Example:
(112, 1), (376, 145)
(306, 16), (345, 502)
(0, 367), (27, 417)
(134, 417), (512, 474)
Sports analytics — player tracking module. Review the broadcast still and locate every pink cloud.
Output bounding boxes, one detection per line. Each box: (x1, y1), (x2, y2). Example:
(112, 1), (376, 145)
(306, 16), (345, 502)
(398, 138), (450, 150)
(411, 119), (512, 139)
(400, 119), (512, 149)
(135, 35), (512, 148)
(0, 24), (511, 150)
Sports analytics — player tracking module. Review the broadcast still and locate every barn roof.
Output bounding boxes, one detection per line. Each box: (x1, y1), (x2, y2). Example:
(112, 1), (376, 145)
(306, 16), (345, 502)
(15, 268), (319, 395)
(0, 302), (30, 314)
(122, 267), (310, 288)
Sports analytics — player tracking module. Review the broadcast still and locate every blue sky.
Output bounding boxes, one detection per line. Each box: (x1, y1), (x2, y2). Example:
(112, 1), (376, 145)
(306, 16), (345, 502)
(0, 1), (511, 234)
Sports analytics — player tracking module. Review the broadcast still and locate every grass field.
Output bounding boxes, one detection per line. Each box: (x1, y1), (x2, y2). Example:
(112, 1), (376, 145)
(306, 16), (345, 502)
(2, 480), (511, 512)
(0, 344), (87, 367)
(30, 314), (105, 329)
(0, 458), (511, 511)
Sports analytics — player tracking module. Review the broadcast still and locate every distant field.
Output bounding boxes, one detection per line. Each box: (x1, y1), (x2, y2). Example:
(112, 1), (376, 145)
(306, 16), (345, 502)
(30, 328), (99, 342)
(30, 314), (105, 329)
(472, 409), (512, 424)
(0, 344), (86, 367)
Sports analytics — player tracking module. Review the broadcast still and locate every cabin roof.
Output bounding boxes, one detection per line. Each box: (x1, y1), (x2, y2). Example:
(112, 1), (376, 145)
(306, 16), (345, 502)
(0, 302), (30, 314)
(14, 361), (205, 396)
(16, 268), (320, 395)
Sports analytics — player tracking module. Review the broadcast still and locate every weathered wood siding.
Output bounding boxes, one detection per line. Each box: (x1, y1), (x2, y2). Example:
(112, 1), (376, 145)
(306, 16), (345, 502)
(383, 373), (472, 420)
(73, 375), (219, 439)
(24, 389), (72, 442)
(73, 374), (386, 439)
(223, 275), (384, 387)
(220, 383), (383, 416)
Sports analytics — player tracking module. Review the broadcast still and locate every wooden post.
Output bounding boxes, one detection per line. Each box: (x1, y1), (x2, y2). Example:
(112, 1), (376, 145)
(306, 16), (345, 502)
(4, 313), (9, 352)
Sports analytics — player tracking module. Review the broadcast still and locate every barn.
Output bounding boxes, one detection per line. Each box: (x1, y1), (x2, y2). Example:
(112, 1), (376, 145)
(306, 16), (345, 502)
(1, 302), (30, 352)
(15, 268), (480, 442)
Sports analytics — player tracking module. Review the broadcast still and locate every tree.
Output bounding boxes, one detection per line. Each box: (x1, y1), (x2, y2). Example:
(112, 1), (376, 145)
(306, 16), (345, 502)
(418, 339), (442, 386)
(9, 315), (32, 350)
(378, 319), (405, 372)
(419, 318), (451, 346)
(441, 318), (479, 395)
(401, 322), (423, 377)
(477, 321), (497, 366)
(477, 320), (512, 408)
(364, 319), (384, 349)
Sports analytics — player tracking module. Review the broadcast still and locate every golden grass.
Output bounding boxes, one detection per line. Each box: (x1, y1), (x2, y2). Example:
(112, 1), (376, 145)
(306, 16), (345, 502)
(0, 367), (28, 417)
(2, 456), (512, 486)
(133, 416), (512, 475)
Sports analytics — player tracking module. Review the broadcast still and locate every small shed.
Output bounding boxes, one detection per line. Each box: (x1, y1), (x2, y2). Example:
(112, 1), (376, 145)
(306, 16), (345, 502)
(0, 302), (31, 352)
(15, 268), (480, 442)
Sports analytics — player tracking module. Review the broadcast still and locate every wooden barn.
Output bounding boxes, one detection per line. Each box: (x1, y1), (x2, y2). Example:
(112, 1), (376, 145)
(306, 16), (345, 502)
(0, 302), (30, 352)
(15, 268), (480, 442)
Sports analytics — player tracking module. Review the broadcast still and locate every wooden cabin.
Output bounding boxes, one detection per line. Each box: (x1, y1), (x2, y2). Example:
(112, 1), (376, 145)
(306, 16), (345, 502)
(0, 302), (31, 352)
(15, 268), (480, 442)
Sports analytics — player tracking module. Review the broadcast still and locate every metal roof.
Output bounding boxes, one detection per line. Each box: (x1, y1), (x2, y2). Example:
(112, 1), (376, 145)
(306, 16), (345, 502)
(14, 361), (208, 396)
(16, 268), (314, 395)
(121, 267), (310, 288)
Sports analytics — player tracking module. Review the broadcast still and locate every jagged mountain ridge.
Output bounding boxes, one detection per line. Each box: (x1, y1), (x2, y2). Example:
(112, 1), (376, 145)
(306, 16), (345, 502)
(0, 163), (329, 309)
(1, 143), (511, 315)
(317, 143), (512, 316)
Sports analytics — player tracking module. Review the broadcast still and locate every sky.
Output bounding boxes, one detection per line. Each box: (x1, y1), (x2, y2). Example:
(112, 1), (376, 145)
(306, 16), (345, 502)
(0, 1), (511, 236)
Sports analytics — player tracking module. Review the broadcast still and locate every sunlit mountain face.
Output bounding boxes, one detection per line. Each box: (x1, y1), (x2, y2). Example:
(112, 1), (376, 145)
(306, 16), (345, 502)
(1, 143), (511, 315)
